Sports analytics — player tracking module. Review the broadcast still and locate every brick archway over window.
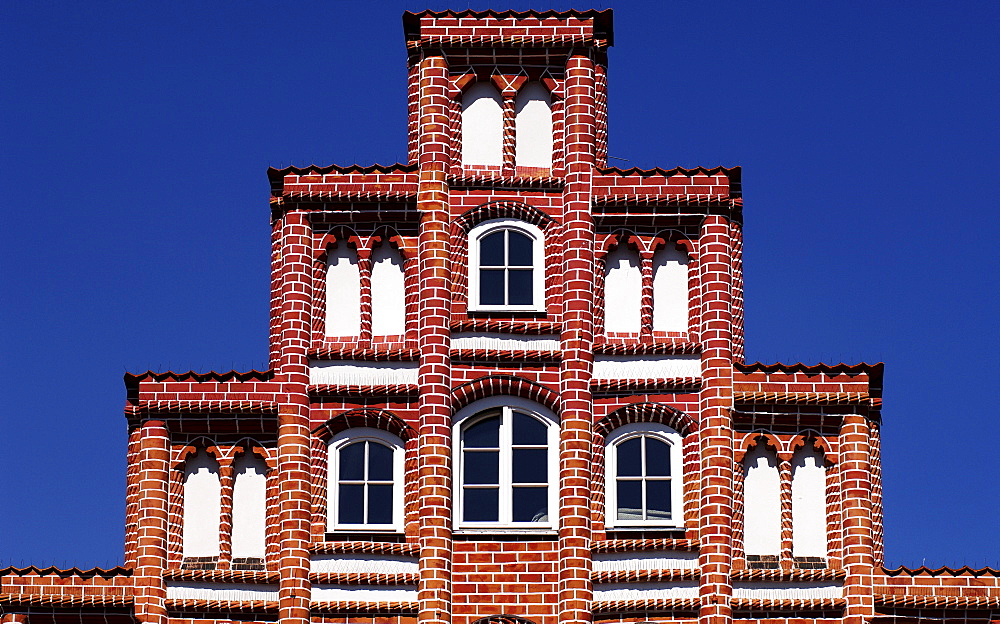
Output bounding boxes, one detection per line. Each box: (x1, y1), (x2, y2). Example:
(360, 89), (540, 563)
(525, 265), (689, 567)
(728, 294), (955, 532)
(595, 402), (697, 438)
(453, 200), (556, 234)
(452, 374), (560, 414)
(471, 616), (537, 624)
(312, 409), (416, 442)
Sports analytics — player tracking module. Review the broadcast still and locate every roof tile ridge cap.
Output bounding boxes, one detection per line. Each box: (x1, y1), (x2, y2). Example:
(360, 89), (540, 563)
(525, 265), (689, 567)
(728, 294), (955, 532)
(0, 565), (133, 576)
(597, 165), (741, 177)
(406, 8), (608, 19)
(268, 162), (416, 176)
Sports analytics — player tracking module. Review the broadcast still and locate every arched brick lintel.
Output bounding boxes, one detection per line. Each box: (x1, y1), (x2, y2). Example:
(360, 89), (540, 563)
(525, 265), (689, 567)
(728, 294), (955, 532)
(594, 402), (697, 439)
(735, 430), (783, 464)
(471, 616), (537, 624)
(452, 374), (560, 415)
(453, 200), (557, 235)
(312, 409), (416, 443)
(789, 430), (836, 465)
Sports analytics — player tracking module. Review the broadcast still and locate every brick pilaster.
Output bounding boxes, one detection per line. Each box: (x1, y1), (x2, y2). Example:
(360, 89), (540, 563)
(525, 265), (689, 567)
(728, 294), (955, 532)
(134, 419), (169, 624)
(841, 413), (875, 624)
(558, 51), (597, 624)
(698, 215), (734, 624)
(415, 51), (453, 624)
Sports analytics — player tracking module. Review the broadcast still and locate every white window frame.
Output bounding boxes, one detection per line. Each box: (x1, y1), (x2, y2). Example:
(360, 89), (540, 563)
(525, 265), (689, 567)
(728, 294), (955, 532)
(327, 427), (405, 533)
(453, 396), (558, 531)
(467, 219), (546, 313)
(604, 422), (684, 529)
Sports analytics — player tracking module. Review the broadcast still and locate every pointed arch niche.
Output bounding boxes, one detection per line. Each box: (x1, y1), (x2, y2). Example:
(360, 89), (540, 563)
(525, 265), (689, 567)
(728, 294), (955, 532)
(325, 243), (361, 337)
(741, 441), (781, 557)
(461, 82), (503, 167)
(603, 244), (642, 333)
(182, 449), (221, 559)
(514, 82), (553, 169)
(230, 451), (269, 560)
(791, 442), (828, 558)
(369, 241), (406, 337)
(652, 243), (690, 333)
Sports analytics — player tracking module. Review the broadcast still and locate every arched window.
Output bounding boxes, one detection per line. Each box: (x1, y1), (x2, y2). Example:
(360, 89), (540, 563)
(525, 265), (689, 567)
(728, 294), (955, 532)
(461, 82), (503, 167)
(327, 428), (404, 532)
(325, 244), (361, 337)
(467, 219), (545, 312)
(652, 244), (690, 333)
(370, 243), (406, 336)
(454, 397), (558, 529)
(230, 452), (268, 560)
(742, 442), (781, 556)
(603, 245), (642, 333)
(791, 443), (828, 558)
(604, 423), (684, 528)
(182, 449), (221, 558)
(514, 82), (553, 169)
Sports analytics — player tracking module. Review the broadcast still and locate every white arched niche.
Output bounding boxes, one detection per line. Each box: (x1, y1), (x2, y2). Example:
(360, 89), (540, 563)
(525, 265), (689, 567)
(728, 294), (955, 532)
(742, 443), (781, 556)
(652, 244), (690, 333)
(325, 244), (361, 337)
(461, 82), (503, 167)
(791, 443), (828, 558)
(603, 245), (642, 333)
(370, 243), (406, 336)
(231, 452), (268, 559)
(182, 449), (221, 558)
(515, 82), (553, 169)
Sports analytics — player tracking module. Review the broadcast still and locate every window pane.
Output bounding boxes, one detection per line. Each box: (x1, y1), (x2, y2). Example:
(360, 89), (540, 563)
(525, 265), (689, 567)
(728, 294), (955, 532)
(367, 442), (393, 480)
(645, 438), (671, 477)
(616, 480), (643, 520)
(480, 269), (505, 305)
(338, 484), (364, 524)
(646, 479), (672, 520)
(512, 486), (548, 522)
(339, 442), (365, 481)
(512, 412), (547, 445)
(464, 415), (500, 447)
(464, 488), (499, 522)
(508, 269), (533, 305)
(507, 231), (533, 266)
(480, 231), (505, 266)
(512, 448), (547, 484)
(367, 484), (393, 524)
(464, 450), (499, 485)
(617, 438), (642, 477)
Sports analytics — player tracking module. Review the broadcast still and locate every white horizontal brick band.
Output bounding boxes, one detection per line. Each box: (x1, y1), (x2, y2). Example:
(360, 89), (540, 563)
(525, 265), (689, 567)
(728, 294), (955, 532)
(310, 554), (419, 574)
(452, 332), (560, 350)
(165, 582), (278, 601)
(592, 550), (700, 571)
(592, 355), (701, 380)
(311, 585), (418, 601)
(593, 581), (699, 600)
(309, 361), (418, 385)
(732, 581), (844, 600)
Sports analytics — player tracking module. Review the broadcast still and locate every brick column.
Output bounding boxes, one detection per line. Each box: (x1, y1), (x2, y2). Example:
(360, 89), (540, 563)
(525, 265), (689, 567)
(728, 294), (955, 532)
(415, 52), (453, 624)
(275, 210), (313, 624)
(502, 91), (517, 174)
(841, 414), (875, 624)
(218, 461), (235, 569)
(639, 251), (654, 338)
(559, 52), (596, 624)
(698, 215), (734, 624)
(134, 419), (169, 624)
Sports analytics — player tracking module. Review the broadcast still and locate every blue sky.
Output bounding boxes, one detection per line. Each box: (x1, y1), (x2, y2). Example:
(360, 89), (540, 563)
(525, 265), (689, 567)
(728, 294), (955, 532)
(1, 1), (997, 569)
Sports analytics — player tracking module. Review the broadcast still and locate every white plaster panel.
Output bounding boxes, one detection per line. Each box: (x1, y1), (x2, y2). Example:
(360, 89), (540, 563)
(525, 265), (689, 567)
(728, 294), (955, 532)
(452, 332), (560, 350)
(592, 550), (699, 571)
(310, 554), (419, 574)
(732, 581), (843, 600)
(603, 246), (642, 333)
(230, 454), (267, 559)
(742, 445), (782, 556)
(652, 246), (690, 333)
(592, 355), (701, 380)
(311, 585), (418, 601)
(593, 581), (699, 600)
(514, 82), (553, 168)
(792, 446), (829, 558)
(182, 450), (221, 558)
(461, 83), (503, 166)
(325, 245), (361, 337)
(166, 582), (278, 601)
(370, 245), (406, 336)
(308, 360), (418, 386)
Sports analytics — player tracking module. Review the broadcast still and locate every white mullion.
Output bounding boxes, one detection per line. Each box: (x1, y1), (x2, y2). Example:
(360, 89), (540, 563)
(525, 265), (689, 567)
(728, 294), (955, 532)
(362, 441), (370, 525)
(500, 406), (513, 524)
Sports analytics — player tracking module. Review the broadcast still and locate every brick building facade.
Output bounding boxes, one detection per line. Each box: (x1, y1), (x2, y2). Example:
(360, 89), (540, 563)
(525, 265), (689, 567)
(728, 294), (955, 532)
(2, 9), (997, 624)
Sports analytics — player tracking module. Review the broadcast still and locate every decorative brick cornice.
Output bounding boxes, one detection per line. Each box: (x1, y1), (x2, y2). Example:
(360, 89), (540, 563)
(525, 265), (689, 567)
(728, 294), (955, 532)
(164, 599), (277, 612)
(0, 593), (133, 607)
(734, 391), (879, 406)
(447, 173), (564, 190)
(874, 595), (1000, 608)
(591, 538), (699, 553)
(450, 348), (561, 362)
(309, 541), (420, 556)
(594, 341), (700, 356)
(275, 190), (417, 203)
(308, 572), (418, 585)
(309, 600), (419, 613)
(308, 384), (419, 397)
(592, 597), (700, 613)
(450, 318), (561, 334)
(593, 194), (734, 208)
(161, 569), (276, 582)
(731, 598), (846, 610)
(308, 346), (419, 360)
(731, 568), (846, 581)
(409, 34), (604, 49)
(128, 400), (279, 415)
(592, 568), (699, 583)
(591, 377), (701, 393)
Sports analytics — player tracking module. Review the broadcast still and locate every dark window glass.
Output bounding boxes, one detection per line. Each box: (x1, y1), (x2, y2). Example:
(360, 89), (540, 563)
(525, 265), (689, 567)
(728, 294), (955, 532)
(645, 438), (671, 477)
(507, 231), (533, 266)
(646, 479), (672, 519)
(367, 442), (393, 480)
(464, 488), (499, 522)
(464, 450), (500, 485)
(512, 412), (547, 445)
(512, 486), (548, 522)
(480, 269), (505, 305)
(367, 484), (394, 524)
(617, 438), (642, 477)
(338, 484), (364, 524)
(339, 442), (365, 480)
(480, 231), (505, 265)
(464, 415), (500, 447)
(512, 448), (547, 484)
(616, 480), (643, 520)
(507, 269), (533, 305)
